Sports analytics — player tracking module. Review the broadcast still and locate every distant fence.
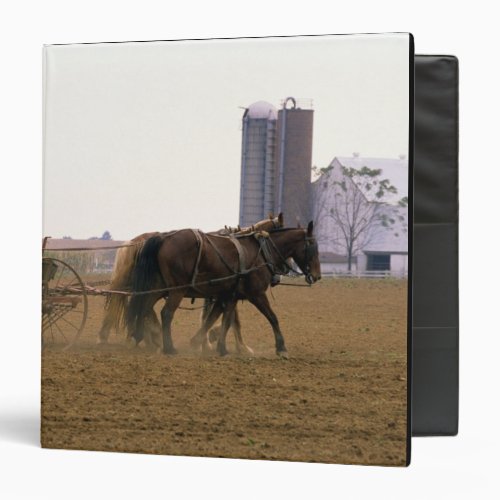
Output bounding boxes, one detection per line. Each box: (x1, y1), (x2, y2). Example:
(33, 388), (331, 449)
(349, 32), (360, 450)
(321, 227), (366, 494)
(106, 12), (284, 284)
(42, 250), (117, 275)
(321, 270), (408, 279)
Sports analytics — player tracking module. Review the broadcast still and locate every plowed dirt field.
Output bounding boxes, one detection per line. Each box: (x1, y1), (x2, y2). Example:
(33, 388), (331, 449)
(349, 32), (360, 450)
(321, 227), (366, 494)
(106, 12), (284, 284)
(41, 278), (408, 466)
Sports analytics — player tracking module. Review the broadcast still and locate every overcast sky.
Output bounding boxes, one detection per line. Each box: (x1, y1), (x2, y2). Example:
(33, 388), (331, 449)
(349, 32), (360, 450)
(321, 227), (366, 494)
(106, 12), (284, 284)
(43, 33), (410, 240)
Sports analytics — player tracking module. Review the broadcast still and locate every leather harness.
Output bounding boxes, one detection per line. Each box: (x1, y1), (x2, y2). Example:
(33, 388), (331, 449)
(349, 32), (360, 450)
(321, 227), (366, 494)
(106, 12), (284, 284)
(188, 227), (314, 292)
(190, 230), (248, 293)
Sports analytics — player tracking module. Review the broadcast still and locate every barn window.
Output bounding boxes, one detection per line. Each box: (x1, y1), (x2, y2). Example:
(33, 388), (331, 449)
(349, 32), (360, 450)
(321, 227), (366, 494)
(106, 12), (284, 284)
(366, 254), (390, 271)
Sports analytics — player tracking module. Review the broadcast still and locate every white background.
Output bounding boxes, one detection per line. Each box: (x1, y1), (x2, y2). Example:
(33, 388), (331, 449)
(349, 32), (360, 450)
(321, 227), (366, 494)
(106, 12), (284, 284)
(1, 1), (498, 499)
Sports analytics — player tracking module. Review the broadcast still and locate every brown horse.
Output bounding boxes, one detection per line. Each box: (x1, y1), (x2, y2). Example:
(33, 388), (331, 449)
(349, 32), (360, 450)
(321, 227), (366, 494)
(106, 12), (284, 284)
(97, 215), (283, 352)
(127, 222), (321, 357)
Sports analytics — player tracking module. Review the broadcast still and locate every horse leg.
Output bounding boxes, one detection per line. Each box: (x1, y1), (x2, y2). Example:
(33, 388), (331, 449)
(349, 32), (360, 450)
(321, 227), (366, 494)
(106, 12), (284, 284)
(144, 309), (162, 349)
(129, 315), (145, 347)
(128, 316), (145, 347)
(97, 295), (124, 344)
(232, 307), (254, 356)
(201, 298), (214, 324)
(126, 301), (145, 347)
(97, 312), (113, 344)
(208, 325), (221, 344)
(160, 291), (184, 355)
(127, 294), (157, 347)
(202, 298), (220, 344)
(190, 299), (224, 351)
(249, 293), (288, 358)
(217, 299), (237, 357)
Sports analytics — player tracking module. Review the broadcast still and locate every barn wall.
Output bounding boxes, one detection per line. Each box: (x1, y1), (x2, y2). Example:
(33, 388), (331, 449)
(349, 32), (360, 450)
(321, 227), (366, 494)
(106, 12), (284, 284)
(390, 254), (408, 277)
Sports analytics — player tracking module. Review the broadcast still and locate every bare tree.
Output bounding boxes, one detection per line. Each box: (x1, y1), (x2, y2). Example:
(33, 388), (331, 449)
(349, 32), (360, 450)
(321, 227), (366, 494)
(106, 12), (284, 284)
(318, 165), (407, 271)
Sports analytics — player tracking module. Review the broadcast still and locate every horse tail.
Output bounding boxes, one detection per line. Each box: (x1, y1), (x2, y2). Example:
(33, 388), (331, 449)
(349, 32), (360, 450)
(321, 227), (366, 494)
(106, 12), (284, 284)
(98, 292), (128, 342)
(101, 238), (144, 331)
(102, 293), (128, 331)
(126, 235), (165, 334)
(98, 242), (139, 342)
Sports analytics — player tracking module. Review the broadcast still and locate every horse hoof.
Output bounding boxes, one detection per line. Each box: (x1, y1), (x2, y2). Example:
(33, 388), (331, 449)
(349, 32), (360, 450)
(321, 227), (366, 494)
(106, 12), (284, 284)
(277, 350), (289, 359)
(217, 346), (229, 358)
(163, 347), (178, 356)
(96, 338), (108, 345)
(236, 346), (254, 357)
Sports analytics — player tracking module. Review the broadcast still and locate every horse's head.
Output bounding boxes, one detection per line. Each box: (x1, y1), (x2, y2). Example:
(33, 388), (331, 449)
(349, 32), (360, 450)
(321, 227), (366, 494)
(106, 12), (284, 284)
(291, 221), (321, 284)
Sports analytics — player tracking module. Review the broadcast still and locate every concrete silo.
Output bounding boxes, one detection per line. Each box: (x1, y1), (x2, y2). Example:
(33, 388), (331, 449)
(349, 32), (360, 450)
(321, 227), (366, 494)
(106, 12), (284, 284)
(239, 101), (277, 227)
(274, 97), (314, 227)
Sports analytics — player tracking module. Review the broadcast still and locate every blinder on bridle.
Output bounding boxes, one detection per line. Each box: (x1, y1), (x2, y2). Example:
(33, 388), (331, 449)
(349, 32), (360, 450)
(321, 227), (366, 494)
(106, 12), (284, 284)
(304, 234), (318, 284)
(257, 227), (318, 284)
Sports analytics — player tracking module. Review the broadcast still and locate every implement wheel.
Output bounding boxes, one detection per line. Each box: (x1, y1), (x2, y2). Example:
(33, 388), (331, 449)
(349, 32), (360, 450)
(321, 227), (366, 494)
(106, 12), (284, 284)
(42, 257), (88, 349)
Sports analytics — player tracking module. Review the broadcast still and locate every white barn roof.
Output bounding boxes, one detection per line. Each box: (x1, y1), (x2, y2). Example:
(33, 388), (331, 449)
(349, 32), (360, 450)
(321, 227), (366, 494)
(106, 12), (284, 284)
(334, 155), (408, 205)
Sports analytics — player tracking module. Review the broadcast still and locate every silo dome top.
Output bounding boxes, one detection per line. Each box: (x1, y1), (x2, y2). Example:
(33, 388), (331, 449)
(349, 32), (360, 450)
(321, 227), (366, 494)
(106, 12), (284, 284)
(246, 101), (277, 120)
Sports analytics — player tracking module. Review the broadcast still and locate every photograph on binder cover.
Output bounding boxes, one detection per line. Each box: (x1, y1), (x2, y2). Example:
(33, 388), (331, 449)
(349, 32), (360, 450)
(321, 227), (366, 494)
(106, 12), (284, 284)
(42, 33), (411, 466)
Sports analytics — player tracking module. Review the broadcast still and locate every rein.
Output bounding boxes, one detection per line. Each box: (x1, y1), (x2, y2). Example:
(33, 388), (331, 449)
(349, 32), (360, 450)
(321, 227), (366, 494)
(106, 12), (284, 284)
(86, 226), (318, 298)
(101, 263), (271, 297)
(277, 282), (312, 287)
